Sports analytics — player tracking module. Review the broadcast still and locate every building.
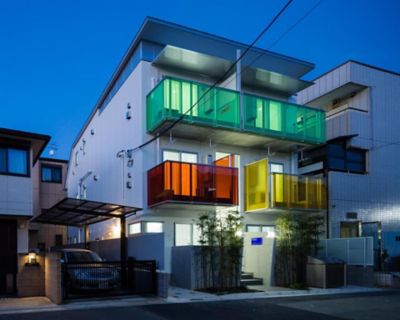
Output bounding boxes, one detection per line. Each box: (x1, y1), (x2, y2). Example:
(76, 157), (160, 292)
(0, 127), (68, 295)
(66, 17), (327, 277)
(29, 157), (68, 251)
(297, 61), (400, 268)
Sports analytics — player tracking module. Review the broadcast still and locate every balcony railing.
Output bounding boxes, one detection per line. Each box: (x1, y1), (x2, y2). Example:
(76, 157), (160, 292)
(147, 77), (240, 132)
(146, 77), (326, 145)
(243, 94), (326, 144)
(147, 160), (238, 207)
(244, 159), (326, 211)
(271, 173), (326, 210)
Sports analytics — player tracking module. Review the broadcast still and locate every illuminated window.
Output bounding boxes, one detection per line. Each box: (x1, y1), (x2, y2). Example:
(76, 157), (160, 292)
(175, 223), (201, 246)
(145, 222), (163, 233)
(163, 150), (197, 163)
(246, 225), (276, 238)
(128, 222), (141, 235)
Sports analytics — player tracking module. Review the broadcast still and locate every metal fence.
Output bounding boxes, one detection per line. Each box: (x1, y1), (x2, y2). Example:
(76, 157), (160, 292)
(61, 260), (157, 299)
(319, 237), (374, 266)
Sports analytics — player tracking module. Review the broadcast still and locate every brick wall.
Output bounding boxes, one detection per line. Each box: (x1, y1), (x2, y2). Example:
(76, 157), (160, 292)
(16, 254), (45, 297)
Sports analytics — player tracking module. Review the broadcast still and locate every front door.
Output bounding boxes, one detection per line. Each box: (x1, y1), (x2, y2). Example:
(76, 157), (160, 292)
(0, 220), (17, 294)
(362, 221), (382, 271)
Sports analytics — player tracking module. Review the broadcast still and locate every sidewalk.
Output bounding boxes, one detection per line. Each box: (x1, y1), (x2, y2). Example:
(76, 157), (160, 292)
(0, 286), (383, 315)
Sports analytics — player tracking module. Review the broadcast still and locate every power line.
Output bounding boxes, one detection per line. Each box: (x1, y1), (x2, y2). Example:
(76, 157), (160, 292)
(124, 0), (294, 154)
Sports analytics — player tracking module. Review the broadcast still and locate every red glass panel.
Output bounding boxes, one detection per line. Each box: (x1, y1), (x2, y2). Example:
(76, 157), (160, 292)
(147, 160), (238, 207)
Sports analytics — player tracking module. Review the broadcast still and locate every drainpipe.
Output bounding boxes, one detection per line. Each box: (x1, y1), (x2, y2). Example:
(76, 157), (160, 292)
(236, 49), (244, 130)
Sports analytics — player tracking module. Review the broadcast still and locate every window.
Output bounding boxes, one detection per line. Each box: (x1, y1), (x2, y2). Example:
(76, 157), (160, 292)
(246, 225), (276, 238)
(175, 223), (201, 246)
(128, 222), (141, 235)
(145, 222), (163, 233)
(0, 146), (28, 176)
(327, 143), (366, 174)
(270, 163), (284, 173)
(163, 150), (197, 163)
(175, 224), (192, 246)
(41, 165), (62, 183)
(340, 221), (360, 238)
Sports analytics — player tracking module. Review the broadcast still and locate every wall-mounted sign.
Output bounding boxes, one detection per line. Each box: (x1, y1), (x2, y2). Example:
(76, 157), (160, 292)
(251, 237), (263, 245)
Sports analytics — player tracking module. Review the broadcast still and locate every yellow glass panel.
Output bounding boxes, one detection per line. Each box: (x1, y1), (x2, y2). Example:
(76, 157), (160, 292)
(182, 82), (191, 114)
(245, 159), (268, 211)
(272, 173), (326, 210)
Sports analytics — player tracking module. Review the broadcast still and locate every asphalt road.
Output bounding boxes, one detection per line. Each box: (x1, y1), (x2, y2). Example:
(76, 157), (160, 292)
(2, 291), (400, 320)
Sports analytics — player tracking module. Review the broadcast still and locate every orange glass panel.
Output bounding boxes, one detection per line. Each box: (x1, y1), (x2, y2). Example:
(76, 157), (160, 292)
(148, 160), (238, 206)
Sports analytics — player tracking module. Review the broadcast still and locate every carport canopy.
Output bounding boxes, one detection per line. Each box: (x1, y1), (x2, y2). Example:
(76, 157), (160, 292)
(31, 197), (142, 281)
(31, 197), (141, 227)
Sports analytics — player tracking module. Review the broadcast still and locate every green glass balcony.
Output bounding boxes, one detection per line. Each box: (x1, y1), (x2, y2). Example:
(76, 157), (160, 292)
(147, 77), (240, 132)
(146, 77), (326, 146)
(243, 94), (326, 144)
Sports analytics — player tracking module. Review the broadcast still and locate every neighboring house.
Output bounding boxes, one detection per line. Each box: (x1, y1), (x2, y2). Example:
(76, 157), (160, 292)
(297, 61), (400, 269)
(0, 127), (68, 295)
(29, 157), (68, 251)
(0, 128), (49, 294)
(66, 17), (327, 274)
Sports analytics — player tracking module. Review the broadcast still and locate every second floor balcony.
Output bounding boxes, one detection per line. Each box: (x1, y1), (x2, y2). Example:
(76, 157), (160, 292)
(146, 77), (326, 148)
(245, 159), (326, 212)
(147, 160), (238, 208)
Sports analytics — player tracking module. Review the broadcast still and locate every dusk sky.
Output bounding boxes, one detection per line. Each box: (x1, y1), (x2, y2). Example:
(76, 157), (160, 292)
(1, 0), (399, 159)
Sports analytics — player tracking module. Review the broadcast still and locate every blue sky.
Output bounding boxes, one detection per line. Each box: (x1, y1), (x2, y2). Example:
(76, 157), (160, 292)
(1, 0), (399, 159)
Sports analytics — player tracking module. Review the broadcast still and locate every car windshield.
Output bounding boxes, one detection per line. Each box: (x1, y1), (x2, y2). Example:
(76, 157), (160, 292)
(66, 251), (102, 263)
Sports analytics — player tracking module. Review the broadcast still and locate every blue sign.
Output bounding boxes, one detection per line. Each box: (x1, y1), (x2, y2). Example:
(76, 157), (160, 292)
(251, 237), (263, 245)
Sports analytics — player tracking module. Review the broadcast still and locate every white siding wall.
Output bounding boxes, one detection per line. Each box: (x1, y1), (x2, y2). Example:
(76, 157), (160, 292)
(298, 62), (400, 241)
(67, 60), (305, 271)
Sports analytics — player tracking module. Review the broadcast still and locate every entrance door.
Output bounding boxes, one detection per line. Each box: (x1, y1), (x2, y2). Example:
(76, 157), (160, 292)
(0, 220), (17, 294)
(362, 222), (382, 271)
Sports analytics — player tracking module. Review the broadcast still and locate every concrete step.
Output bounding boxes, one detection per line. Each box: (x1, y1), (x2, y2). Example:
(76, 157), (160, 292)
(241, 272), (254, 280)
(240, 277), (263, 286)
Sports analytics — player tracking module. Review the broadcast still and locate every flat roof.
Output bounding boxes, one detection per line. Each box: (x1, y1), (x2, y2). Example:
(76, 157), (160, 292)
(31, 197), (141, 227)
(0, 127), (50, 164)
(72, 16), (315, 150)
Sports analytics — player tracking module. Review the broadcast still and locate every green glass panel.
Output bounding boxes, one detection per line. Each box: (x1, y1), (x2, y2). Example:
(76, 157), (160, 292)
(146, 77), (325, 145)
(243, 93), (326, 144)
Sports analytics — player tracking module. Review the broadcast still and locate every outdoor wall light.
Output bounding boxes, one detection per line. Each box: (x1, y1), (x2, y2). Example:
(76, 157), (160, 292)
(26, 251), (39, 266)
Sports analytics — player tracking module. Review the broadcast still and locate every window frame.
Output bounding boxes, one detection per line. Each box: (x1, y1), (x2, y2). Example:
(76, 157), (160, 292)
(41, 164), (63, 184)
(0, 143), (30, 177)
(162, 149), (198, 164)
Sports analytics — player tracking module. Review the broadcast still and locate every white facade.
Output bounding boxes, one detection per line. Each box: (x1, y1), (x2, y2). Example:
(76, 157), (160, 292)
(67, 18), (325, 272)
(297, 61), (400, 258)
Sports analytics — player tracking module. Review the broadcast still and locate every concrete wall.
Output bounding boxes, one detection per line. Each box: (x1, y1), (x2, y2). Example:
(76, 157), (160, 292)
(242, 232), (275, 286)
(45, 252), (62, 304)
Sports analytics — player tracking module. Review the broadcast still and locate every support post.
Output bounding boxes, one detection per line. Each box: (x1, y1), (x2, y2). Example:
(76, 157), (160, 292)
(84, 225), (89, 249)
(120, 216), (127, 287)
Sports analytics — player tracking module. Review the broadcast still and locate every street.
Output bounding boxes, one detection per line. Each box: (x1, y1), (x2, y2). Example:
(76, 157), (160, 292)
(2, 290), (399, 320)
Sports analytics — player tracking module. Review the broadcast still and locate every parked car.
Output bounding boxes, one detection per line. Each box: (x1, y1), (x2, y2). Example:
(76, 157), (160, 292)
(59, 248), (120, 291)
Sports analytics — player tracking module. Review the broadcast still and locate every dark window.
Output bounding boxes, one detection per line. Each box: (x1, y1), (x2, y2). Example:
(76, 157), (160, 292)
(0, 146), (28, 176)
(41, 165), (62, 183)
(327, 143), (366, 174)
(55, 234), (63, 247)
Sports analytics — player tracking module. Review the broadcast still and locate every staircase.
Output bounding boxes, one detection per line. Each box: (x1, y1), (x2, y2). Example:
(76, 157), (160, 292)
(240, 272), (263, 286)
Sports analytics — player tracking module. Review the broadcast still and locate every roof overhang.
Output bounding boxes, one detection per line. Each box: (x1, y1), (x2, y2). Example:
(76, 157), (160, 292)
(153, 45), (234, 80)
(0, 128), (50, 165)
(241, 67), (313, 97)
(305, 82), (367, 110)
(31, 197), (142, 227)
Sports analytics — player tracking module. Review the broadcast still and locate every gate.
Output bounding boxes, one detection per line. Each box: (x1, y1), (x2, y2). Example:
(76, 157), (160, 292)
(61, 260), (157, 299)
